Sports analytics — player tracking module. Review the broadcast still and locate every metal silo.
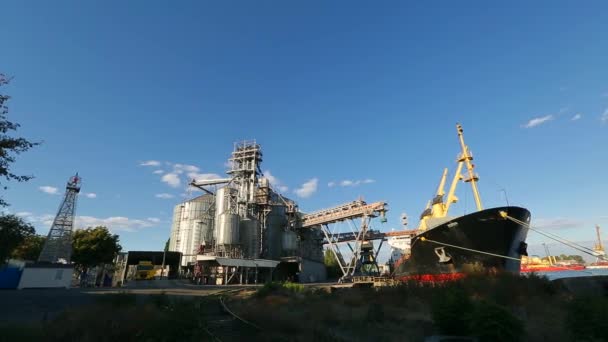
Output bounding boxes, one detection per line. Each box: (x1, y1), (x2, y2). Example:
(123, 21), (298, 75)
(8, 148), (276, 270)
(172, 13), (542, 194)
(240, 219), (260, 258)
(282, 229), (298, 254)
(215, 187), (240, 246)
(168, 194), (215, 266)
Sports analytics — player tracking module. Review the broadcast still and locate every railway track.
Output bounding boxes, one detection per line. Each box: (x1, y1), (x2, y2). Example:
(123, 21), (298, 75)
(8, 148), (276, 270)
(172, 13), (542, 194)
(199, 289), (262, 342)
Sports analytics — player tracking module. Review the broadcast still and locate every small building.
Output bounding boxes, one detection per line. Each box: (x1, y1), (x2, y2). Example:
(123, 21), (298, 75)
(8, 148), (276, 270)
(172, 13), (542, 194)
(17, 263), (74, 289)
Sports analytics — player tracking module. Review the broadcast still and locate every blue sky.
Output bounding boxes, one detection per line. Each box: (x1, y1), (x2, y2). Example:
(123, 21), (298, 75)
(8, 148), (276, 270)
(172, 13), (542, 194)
(2, 1), (607, 260)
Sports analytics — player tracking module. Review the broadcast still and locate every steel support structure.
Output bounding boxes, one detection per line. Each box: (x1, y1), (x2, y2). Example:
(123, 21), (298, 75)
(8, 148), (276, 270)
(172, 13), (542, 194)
(302, 199), (388, 283)
(38, 174), (81, 263)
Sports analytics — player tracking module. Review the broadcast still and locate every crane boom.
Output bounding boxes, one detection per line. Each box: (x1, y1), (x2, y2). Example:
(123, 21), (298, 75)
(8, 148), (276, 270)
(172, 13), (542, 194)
(596, 225), (605, 252)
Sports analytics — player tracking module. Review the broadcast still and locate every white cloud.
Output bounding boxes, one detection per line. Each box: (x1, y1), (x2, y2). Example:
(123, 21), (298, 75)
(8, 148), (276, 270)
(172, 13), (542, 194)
(187, 172), (222, 181)
(571, 113), (582, 121)
(75, 216), (161, 232)
(161, 173), (181, 188)
(601, 108), (608, 124)
(155, 193), (175, 199)
(328, 179), (376, 187)
(19, 212), (161, 232)
(294, 178), (318, 198)
(173, 164), (200, 174)
(17, 213), (58, 227)
(523, 115), (553, 128)
(156, 162), (224, 189)
(140, 160), (161, 167)
(84, 193), (97, 199)
(263, 170), (289, 193)
(39, 186), (59, 195)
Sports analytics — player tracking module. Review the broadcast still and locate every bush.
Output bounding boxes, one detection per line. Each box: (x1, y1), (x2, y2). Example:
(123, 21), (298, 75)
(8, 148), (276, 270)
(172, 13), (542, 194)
(469, 301), (524, 342)
(566, 296), (608, 341)
(256, 281), (306, 297)
(95, 292), (136, 307)
(431, 286), (473, 335)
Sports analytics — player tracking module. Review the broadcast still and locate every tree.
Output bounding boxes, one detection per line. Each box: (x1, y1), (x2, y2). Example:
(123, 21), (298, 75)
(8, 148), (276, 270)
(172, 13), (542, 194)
(164, 238), (170, 252)
(72, 226), (122, 271)
(11, 234), (45, 261)
(0, 214), (35, 263)
(0, 74), (40, 207)
(324, 249), (342, 279)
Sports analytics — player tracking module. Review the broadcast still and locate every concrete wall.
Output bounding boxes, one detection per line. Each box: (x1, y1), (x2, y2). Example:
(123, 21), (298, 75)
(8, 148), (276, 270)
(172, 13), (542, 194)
(18, 265), (73, 289)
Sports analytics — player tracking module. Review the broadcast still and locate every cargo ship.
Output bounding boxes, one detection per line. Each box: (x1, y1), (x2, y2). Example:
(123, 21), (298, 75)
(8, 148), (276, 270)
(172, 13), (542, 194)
(519, 256), (585, 273)
(393, 124), (530, 281)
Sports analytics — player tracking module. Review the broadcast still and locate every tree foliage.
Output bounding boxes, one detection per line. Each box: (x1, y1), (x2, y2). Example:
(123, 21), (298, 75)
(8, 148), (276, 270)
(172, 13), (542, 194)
(324, 249), (342, 279)
(72, 226), (122, 270)
(0, 74), (40, 207)
(0, 214), (35, 263)
(11, 234), (45, 261)
(554, 254), (585, 264)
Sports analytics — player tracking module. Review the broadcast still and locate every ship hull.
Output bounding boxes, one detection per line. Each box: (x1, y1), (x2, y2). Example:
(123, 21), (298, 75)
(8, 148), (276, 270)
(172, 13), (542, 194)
(394, 206), (530, 280)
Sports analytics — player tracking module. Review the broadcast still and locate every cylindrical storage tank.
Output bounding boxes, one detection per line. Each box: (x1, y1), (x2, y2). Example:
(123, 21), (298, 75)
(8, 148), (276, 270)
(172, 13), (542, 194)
(216, 213), (240, 245)
(197, 220), (214, 246)
(240, 219), (260, 258)
(282, 230), (298, 253)
(215, 186), (237, 215)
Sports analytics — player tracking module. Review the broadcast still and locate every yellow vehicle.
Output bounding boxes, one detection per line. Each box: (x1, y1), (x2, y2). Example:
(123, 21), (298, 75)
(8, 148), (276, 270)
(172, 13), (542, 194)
(135, 261), (156, 280)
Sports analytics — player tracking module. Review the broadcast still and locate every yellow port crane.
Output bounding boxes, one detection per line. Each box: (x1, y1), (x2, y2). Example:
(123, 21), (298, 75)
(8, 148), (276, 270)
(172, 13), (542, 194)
(594, 225), (605, 257)
(418, 124), (483, 231)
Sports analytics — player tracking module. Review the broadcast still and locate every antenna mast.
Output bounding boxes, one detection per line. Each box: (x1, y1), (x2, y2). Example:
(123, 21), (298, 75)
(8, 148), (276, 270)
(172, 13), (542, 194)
(38, 174), (81, 263)
(456, 124), (483, 211)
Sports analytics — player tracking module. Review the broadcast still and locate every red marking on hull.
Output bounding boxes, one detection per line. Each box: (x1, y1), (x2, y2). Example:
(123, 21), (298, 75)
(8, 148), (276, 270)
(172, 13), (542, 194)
(397, 272), (466, 283)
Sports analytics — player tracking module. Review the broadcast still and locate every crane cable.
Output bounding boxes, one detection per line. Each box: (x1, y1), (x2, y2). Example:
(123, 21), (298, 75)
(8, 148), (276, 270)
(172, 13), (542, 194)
(504, 214), (596, 253)
(500, 212), (607, 261)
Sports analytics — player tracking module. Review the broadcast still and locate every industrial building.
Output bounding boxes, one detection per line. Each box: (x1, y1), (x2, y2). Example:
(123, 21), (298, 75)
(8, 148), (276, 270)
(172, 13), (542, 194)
(168, 141), (327, 284)
(168, 140), (391, 284)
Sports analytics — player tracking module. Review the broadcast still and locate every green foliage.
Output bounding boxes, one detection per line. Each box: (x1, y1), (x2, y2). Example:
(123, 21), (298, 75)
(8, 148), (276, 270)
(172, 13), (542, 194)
(431, 286), (473, 335)
(95, 292), (137, 307)
(11, 234), (45, 261)
(164, 238), (169, 252)
(365, 304), (385, 323)
(0, 323), (43, 342)
(45, 297), (215, 342)
(256, 281), (306, 297)
(72, 226), (122, 270)
(469, 301), (524, 342)
(324, 249), (342, 279)
(554, 254), (585, 264)
(0, 214), (35, 264)
(566, 296), (608, 341)
(0, 74), (40, 207)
